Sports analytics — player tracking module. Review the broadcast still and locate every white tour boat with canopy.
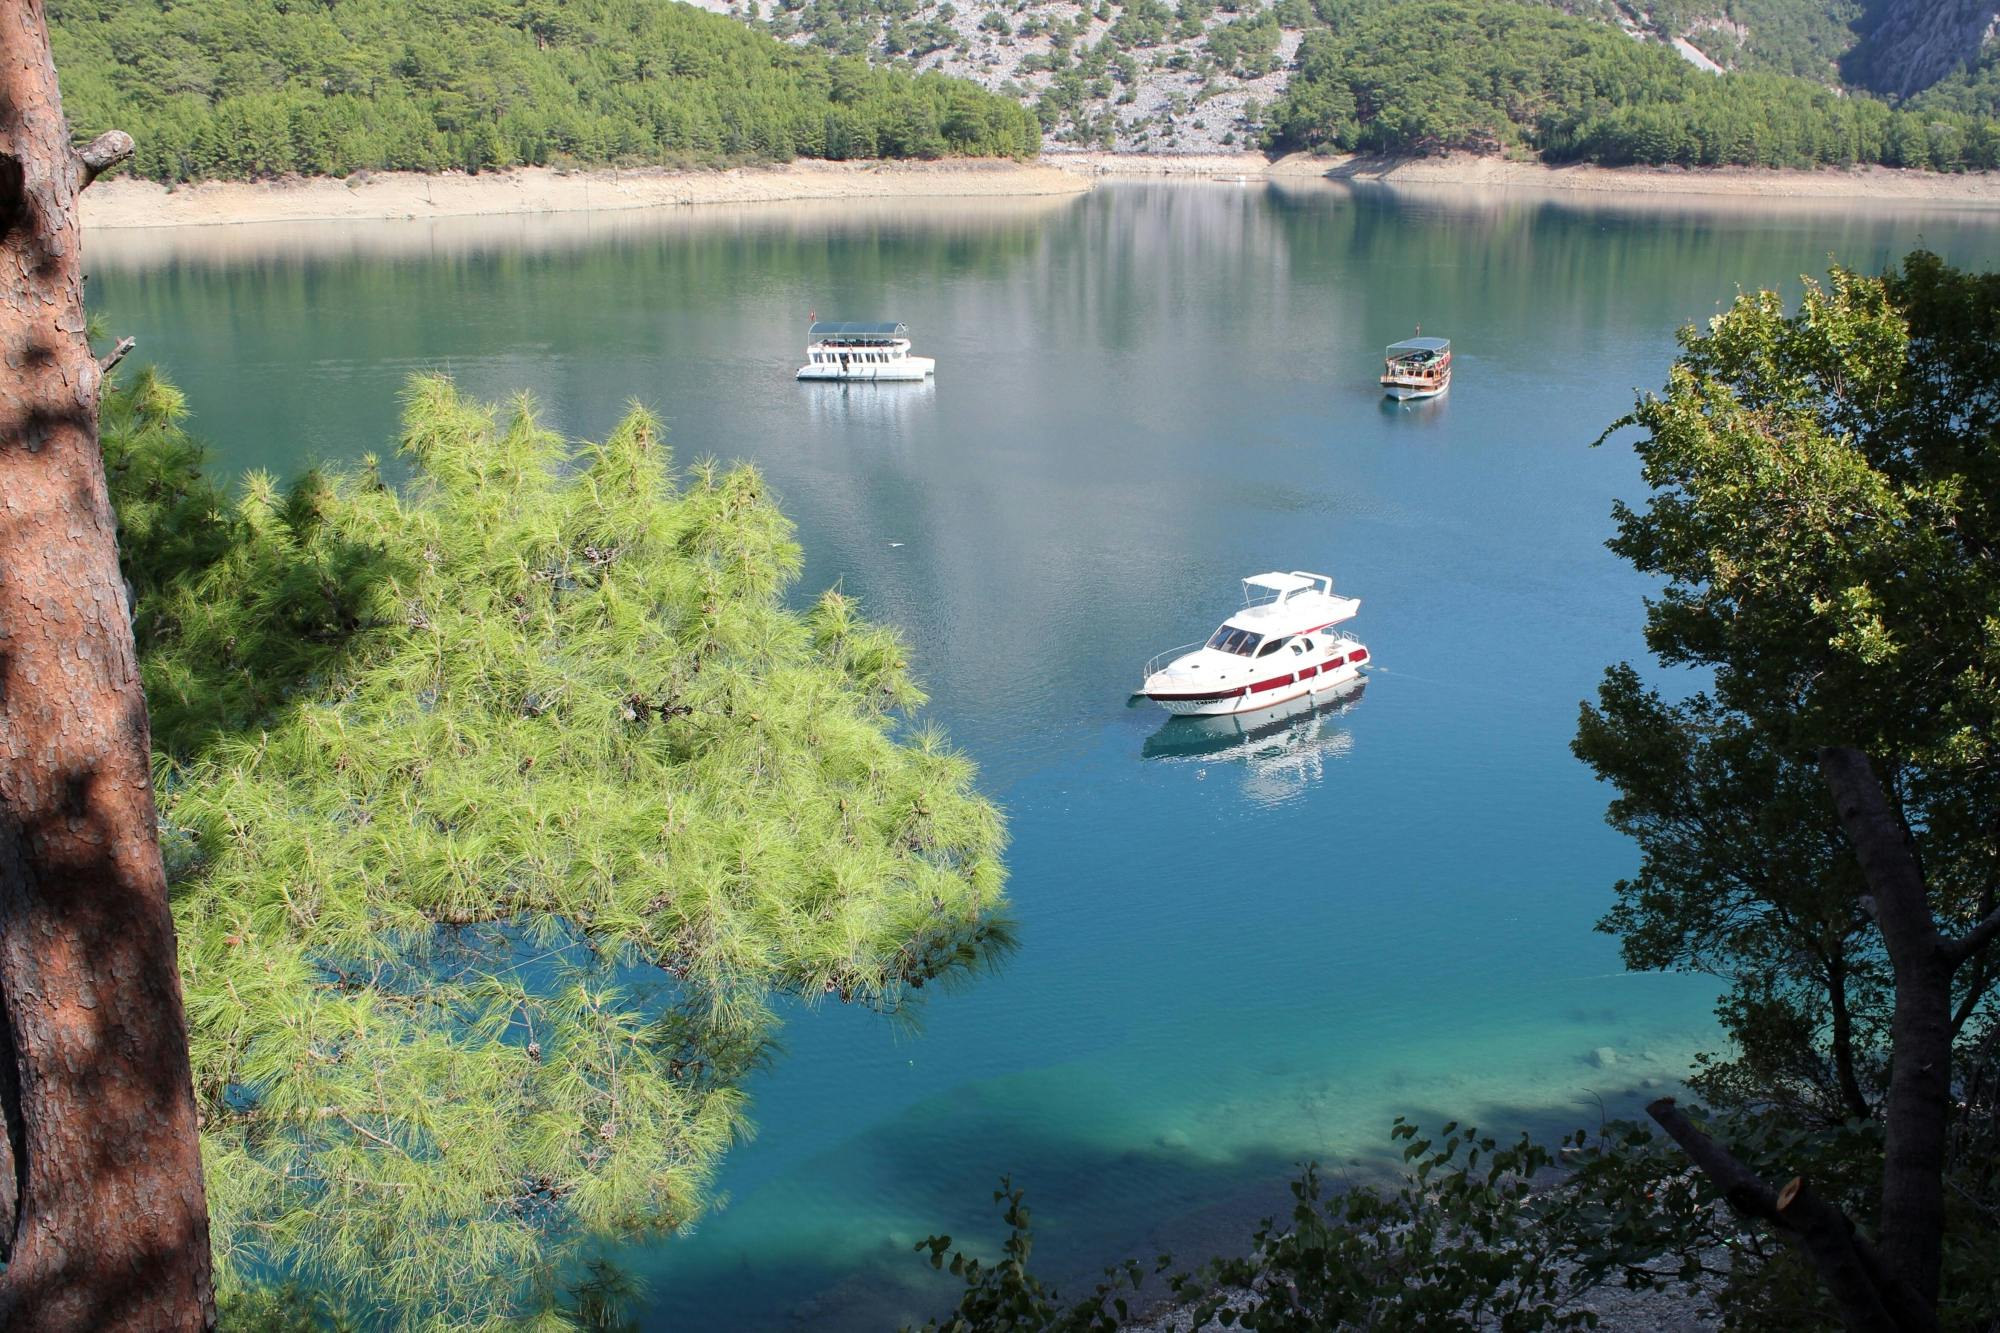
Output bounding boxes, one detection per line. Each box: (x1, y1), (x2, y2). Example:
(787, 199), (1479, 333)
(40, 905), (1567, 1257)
(1139, 571), (1370, 716)
(1380, 335), (1451, 400)
(796, 321), (936, 382)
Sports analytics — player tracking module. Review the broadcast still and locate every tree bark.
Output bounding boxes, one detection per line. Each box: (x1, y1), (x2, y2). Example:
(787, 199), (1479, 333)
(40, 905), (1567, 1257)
(1817, 748), (1957, 1315)
(0, 4), (215, 1329)
(1824, 945), (1874, 1123)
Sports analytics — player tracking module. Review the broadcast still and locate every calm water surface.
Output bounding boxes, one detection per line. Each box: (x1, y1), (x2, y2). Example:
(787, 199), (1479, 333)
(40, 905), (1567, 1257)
(91, 183), (2000, 1329)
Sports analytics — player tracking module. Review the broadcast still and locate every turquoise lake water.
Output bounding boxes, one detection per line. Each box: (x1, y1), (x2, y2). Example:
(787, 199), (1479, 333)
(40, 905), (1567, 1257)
(88, 182), (2000, 1328)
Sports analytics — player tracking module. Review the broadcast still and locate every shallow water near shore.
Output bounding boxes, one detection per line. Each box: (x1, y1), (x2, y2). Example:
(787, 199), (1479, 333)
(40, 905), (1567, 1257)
(90, 182), (2000, 1329)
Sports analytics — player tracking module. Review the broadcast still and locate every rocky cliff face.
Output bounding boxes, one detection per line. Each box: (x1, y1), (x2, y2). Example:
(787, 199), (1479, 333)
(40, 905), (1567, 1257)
(1849, 0), (2000, 97)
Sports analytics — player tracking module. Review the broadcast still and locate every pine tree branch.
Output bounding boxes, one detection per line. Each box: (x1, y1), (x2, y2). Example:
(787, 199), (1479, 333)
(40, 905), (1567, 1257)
(76, 130), (133, 188)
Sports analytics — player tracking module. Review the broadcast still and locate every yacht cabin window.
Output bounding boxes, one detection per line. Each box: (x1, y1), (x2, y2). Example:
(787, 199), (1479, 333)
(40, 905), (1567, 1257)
(1255, 636), (1291, 658)
(1206, 626), (1264, 656)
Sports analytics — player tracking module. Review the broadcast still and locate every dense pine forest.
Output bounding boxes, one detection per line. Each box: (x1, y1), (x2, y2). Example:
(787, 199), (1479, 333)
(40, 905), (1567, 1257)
(48, 0), (1041, 180)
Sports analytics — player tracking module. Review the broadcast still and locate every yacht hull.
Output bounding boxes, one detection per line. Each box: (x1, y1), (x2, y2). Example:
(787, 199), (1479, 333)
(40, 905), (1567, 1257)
(1383, 374), (1449, 401)
(797, 357), (935, 382)
(1145, 650), (1369, 716)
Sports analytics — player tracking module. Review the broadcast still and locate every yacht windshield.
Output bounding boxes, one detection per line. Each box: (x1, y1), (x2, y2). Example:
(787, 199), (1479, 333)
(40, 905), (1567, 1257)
(1206, 626), (1264, 656)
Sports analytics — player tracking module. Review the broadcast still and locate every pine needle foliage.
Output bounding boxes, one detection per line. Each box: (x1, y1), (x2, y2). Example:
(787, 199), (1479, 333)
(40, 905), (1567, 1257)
(104, 372), (1009, 1327)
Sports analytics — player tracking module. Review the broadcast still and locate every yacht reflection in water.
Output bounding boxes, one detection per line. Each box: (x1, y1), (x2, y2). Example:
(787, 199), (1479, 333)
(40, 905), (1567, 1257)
(799, 375), (937, 432)
(1142, 679), (1366, 805)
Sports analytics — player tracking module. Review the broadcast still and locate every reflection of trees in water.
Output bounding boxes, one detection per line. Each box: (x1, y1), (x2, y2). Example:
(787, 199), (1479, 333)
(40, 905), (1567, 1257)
(1049, 185), (1303, 365)
(86, 194), (1073, 275)
(1142, 679), (1365, 806)
(1266, 179), (2000, 377)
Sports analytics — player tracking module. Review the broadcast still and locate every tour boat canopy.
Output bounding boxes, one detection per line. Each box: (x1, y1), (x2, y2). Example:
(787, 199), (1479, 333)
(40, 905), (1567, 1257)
(1243, 571), (1327, 598)
(1386, 337), (1450, 353)
(809, 320), (908, 342)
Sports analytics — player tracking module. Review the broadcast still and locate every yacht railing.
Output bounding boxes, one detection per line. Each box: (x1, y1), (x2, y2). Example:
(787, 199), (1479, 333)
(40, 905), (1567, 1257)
(1141, 641), (1206, 683)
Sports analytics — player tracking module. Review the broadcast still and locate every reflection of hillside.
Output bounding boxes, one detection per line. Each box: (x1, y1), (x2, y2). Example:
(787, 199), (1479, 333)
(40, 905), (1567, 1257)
(1142, 679), (1365, 806)
(85, 193), (1082, 271)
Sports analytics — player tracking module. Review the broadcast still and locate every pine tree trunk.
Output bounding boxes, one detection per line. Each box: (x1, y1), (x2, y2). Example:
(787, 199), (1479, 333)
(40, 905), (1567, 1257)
(0, 3), (215, 1328)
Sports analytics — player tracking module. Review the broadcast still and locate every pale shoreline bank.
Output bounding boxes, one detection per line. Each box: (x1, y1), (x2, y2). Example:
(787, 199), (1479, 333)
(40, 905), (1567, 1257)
(1054, 150), (2000, 203)
(78, 158), (1092, 231)
(78, 151), (2000, 232)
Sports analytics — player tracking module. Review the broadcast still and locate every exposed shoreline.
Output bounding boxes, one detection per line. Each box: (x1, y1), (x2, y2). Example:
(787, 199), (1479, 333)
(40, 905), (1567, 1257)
(1052, 150), (2000, 203)
(78, 158), (1092, 231)
(77, 151), (2000, 233)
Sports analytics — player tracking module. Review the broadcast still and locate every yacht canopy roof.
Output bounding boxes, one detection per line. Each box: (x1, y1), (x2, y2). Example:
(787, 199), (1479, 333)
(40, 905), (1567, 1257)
(809, 320), (907, 340)
(1387, 337), (1450, 352)
(1244, 571), (1320, 595)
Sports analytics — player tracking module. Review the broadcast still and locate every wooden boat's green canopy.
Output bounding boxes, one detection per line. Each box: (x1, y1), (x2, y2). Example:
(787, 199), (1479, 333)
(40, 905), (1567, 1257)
(809, 321), (907, 341)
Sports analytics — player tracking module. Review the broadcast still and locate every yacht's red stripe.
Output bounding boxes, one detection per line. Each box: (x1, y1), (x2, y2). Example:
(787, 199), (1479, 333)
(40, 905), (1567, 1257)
(1351, 648), (1369, 663)
(1298, 665), (1318, 680)
(1251, 673), (1295, 694)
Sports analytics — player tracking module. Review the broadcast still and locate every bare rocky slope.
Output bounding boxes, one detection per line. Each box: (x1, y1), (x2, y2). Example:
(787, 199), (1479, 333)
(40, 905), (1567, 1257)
(1849, 0), (2000, 97)
(685, 0), (1737, 154)
(683, 0), (1309, 153)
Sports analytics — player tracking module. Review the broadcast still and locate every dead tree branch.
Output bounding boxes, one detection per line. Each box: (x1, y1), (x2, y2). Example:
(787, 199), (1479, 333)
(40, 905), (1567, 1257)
(1647, 1097), (1922, 1333)
(98, 334), (134, 375)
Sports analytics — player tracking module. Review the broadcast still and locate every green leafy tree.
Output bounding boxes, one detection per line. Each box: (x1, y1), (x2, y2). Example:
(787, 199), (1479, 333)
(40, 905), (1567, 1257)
(102, 372), (1010, 1328)
(1575, 253), (2000, 1329)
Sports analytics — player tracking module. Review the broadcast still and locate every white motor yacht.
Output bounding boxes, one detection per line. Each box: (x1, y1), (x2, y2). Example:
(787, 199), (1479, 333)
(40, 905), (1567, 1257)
(1140, 571), (1370, 716)
(796, 321), (935, 382)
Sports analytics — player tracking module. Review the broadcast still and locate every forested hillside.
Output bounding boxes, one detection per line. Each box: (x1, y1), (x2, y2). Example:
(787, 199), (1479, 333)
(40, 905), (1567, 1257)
(1267, 0), (2000, 167)
(1643, 0), (1867, 80)
(46, 0), (2000, 173)
(48, 0), (1040, 181)
(693, 0), (2000, 163)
